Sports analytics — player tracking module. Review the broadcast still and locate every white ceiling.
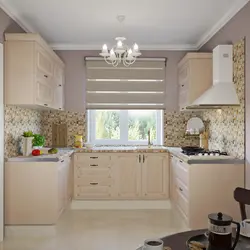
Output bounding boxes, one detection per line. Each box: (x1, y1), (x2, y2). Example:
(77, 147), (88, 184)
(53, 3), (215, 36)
(0, 0), (249, 50)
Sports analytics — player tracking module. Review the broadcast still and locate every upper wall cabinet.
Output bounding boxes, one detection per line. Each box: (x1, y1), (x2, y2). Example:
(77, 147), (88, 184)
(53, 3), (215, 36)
(178, 53), (212, 111)
(4, 33), (65, 110)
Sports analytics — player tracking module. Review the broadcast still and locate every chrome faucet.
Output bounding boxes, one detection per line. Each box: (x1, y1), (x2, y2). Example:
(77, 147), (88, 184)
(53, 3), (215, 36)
(148, 129), (153, 147)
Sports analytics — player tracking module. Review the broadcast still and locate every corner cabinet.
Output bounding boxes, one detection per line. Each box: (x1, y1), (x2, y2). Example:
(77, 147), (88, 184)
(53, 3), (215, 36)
(178, 53), (212, 111)
(4, 33), (65, 110)
(74, 153), (169, 200)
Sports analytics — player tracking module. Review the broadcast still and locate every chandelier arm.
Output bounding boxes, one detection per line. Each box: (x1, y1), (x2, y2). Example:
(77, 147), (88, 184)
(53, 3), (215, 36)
(104, 56), (114, 65)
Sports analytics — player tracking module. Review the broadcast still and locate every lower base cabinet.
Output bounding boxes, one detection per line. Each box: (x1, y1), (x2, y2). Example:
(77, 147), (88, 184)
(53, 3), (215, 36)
(74, 153), (169, 200)
(5, 156), (72, 225)
(169, 154), (244, 229)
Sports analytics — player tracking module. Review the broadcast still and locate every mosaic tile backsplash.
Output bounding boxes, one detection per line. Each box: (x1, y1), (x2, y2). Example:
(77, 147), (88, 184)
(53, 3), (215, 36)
(41, 110), (87, 147)
(4, 106), (42, 158)
(201, 39), (245, 159)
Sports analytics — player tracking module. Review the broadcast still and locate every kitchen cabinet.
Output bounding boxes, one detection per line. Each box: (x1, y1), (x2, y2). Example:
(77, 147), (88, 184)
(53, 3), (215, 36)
(141, 154), (169, 199)
(178, 53), (212, 111)
(4, 33), (65, 110)
(73, 153), (169, 200)
(113, 154), (141, 198)
(5, 155), (72, 225)
(169, 153), (244, 229)
(74, 154), (114, 199)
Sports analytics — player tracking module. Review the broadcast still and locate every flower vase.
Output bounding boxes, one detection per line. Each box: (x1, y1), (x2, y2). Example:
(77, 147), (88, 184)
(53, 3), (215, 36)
(22, 137), (34, 156)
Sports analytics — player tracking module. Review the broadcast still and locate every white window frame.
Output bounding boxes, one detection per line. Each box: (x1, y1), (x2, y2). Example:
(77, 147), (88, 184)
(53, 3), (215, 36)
(88, 110), (164, 145)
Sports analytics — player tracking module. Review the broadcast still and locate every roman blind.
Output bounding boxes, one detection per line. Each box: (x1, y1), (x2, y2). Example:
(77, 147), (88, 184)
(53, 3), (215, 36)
(85, 58), (166, 109)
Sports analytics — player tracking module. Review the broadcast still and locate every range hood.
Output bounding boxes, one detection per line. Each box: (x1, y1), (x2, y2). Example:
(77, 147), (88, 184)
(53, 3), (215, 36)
(187, 45), (240, 109)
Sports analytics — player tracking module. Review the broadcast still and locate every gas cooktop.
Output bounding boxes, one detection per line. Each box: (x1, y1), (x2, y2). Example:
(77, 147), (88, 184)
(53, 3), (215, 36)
(180, 149), (235, 160)
(182, 150), (228, 156)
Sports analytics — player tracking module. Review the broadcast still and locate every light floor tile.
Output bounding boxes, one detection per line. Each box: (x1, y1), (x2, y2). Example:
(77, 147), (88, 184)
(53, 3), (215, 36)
(1, 209), (188, 250)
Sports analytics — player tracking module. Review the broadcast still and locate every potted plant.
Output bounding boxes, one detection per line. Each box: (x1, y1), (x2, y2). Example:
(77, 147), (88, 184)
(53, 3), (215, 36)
(22, 131), (34, 156)
(32, 134), (45, 149)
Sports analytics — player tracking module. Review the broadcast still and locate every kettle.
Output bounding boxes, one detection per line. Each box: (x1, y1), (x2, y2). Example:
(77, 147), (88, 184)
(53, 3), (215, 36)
(207, 212), (240, 250)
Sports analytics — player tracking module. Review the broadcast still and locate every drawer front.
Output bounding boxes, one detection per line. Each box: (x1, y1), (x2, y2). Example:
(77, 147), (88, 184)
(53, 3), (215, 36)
(75, 154), (111, 168)
(75, 176), (113, 186)
(75, 185), (111, 199)
(75, 168), (111, 178)
(176, 177), (189, 199)
(175, 159), (189, 186)
(176, 188), (189, 216)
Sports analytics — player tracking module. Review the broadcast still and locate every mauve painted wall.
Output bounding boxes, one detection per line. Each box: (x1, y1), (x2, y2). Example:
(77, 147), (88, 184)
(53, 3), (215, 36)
(199, 2), (250, 188)
(56, 50), (186, 113)
(0, 8), (24, 43)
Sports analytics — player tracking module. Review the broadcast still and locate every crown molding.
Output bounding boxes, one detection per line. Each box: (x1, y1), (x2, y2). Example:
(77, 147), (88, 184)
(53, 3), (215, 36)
(0, 0), (35, 33)
(196, 0), (250, 49)
(50, 43), (197, 51)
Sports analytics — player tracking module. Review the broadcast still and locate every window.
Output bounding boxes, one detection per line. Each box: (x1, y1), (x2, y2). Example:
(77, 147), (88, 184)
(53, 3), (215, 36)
(88, 110), (163, 145)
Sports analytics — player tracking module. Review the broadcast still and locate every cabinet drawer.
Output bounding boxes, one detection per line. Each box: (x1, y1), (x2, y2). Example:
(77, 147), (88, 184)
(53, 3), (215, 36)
(176, 188), (189, 216)
(75, 154), (110, 167)
(176, 177), (189, 199)
(75, 176), (113, 186)
(75, 168), (111, 178)
(75, 185), (111, 198)
(175, 159), (189, 186)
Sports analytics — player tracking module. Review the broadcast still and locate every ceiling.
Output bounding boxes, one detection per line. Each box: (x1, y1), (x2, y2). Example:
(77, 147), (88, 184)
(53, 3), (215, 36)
(0, 0), (249, 50)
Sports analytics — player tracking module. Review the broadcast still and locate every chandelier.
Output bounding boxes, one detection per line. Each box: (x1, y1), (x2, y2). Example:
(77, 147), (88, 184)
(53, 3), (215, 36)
(99, 16), (141, 67)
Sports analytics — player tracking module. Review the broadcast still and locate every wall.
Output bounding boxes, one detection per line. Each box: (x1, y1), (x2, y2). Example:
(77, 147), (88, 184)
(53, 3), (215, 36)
(41, 109), (200, 147)
(201, 40), (245, 159)
(0, 7), (42, 158)
(4, 106), (42, 157)
(56, 50), (187, 113)
(199, 2), (250, 184)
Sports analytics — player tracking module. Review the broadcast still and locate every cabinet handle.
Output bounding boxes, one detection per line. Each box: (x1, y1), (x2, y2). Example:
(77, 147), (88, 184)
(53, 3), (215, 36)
(44, 75), (48, 78)
(171, 155), (173, 158)
(139, 155), (141, 163)
(59, 84), (62, 87)
(179, 160), (183, 163)
(90, 157), (98, 159)
(90, 182), (98, 185)
(181, 84), (184, 87)
(44, 104), (48, 106)
(179, 187), (183, 192)
(90, 164), (98, 167)
(59, 108), (62, 110)
(61, 160), (64, 162)
(143, 155), (145, 163)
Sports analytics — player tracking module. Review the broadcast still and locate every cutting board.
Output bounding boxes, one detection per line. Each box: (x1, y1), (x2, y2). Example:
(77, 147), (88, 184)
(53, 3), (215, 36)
(52, 124), (68, 147)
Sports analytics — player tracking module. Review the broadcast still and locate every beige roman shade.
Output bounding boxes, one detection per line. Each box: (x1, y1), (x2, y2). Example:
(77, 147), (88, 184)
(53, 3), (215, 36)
(85, 58), (166, 109)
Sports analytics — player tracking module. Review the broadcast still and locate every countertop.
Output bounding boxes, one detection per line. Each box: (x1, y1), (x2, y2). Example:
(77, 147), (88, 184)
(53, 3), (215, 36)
(167, 147), (244, 164)
(7, 148), (74, 162)
(6, 146), (244, 164)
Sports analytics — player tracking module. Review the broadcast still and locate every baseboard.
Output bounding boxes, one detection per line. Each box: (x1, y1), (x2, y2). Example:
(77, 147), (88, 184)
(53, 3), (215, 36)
(71, 200), (172, 210)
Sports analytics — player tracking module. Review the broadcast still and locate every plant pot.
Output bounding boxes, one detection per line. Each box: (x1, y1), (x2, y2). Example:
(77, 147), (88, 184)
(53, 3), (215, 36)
(21, 137), (34, 156)
(33, 146), (43, 149)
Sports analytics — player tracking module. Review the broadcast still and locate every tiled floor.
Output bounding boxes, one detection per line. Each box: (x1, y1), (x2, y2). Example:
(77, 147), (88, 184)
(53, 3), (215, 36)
(0, 209), (188, 250)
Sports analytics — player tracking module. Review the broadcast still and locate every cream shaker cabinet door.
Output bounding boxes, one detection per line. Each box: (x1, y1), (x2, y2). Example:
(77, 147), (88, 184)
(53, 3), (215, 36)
(113, 154), (141, 198)
(36, 46), (53, 77)
(141, 154), (169, 199)
(35, 78), (54, 107)
(170, 155), (176, 201)
(53, 64), (64, 86)
(53, 84), (65, 110)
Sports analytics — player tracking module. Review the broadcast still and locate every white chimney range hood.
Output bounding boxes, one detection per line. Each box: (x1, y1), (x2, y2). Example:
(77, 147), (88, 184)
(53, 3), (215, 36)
(187, 45), (240, 109)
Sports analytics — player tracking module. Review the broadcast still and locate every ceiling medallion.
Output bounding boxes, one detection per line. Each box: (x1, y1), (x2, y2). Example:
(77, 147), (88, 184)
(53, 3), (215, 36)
(100, 15), (141, 67)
